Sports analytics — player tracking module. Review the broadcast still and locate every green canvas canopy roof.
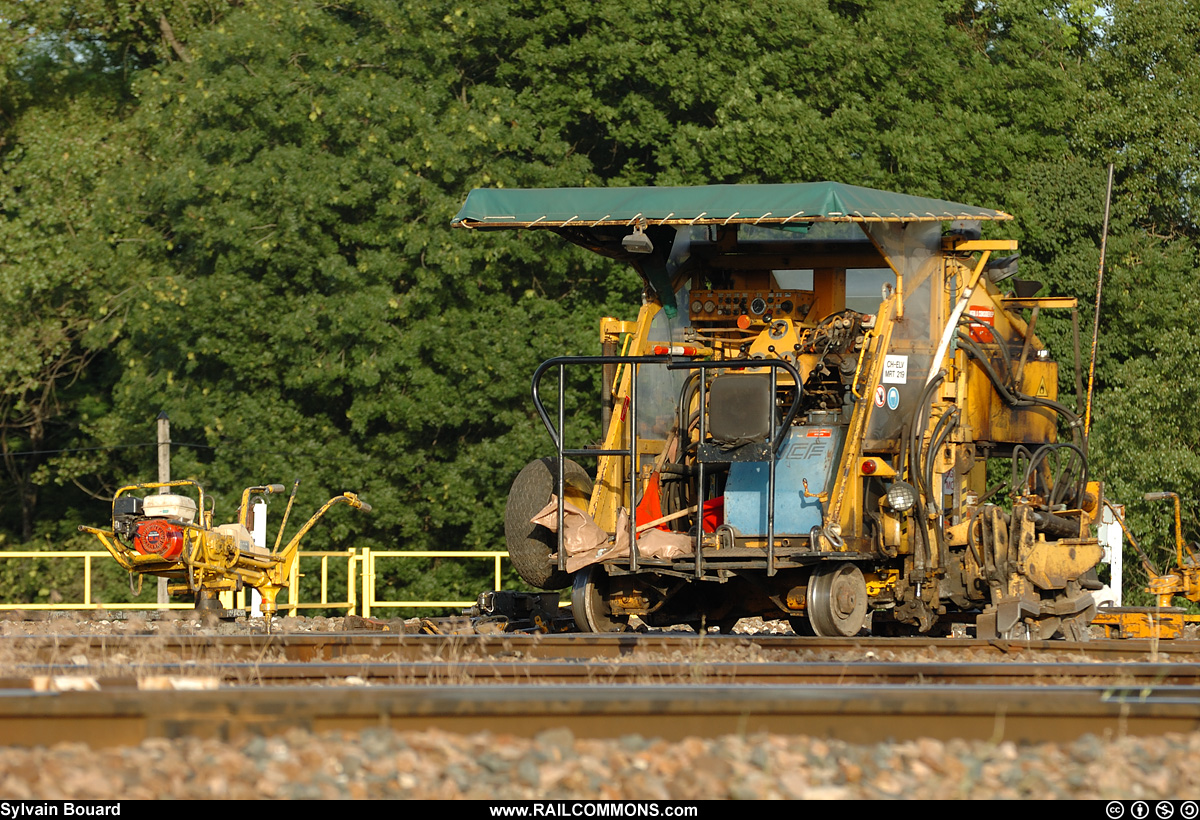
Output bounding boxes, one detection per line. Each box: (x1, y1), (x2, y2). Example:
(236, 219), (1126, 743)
(452, 181), (1011, 229)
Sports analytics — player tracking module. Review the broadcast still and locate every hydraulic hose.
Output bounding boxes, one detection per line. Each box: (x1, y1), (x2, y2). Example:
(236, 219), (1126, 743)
(923, 406), (960, 513)
(922, 405), (958, 573)
(956, 331), (1084, 448)
(905, 371), (947, 573)
(966, 480), (1007, 575)
(1021, 442), (1088, 509)
(958, 315), (1014, 385)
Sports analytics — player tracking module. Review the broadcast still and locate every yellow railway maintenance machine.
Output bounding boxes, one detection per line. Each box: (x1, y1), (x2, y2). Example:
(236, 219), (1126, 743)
(455, 182), (1105, 639)
(81, 480), (370, 615)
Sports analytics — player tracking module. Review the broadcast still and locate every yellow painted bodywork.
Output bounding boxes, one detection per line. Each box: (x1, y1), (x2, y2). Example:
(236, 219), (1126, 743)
(1092, 609), (1184, 640)
(589, 302), (662, 531)
(961, 355), (1058, 444)
(1022, 538), (1104, 590)
(865, 569), (899, 597)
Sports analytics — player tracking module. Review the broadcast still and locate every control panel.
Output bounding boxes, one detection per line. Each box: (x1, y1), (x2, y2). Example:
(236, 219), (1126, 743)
(688, 290), (817, 323)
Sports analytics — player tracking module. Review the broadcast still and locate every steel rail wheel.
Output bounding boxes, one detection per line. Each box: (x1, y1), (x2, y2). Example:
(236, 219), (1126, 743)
(572, 565), (630, 633)
(807, 563), (868, 637)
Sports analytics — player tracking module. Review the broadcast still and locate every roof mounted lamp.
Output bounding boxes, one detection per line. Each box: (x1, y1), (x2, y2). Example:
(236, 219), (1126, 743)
(622, 218), (654, 254)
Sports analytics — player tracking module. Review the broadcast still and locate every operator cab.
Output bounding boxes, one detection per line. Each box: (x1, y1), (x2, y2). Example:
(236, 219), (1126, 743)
(676, 222), (893, 427)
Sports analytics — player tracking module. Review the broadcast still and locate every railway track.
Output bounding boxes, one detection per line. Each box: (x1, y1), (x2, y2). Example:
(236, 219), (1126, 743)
(8, 659), (1200, 686)
(2, 630), (1200, 749)
(4, 631), (1200, 663)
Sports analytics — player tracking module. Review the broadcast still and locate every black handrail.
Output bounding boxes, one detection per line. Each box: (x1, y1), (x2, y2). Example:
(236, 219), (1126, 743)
(530, 355), (803, 578)
(532, 355), (670, 573)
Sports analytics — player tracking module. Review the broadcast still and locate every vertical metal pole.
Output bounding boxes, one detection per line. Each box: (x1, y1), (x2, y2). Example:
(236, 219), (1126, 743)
(250, 499), (266, 617)
(767, 366), (777, 576)
(289, 557), (299, 617)
(1084, 163), (1115, 443)
(362, 547), (371, 618)
(601, 337), (617, 438)
(556, 364), (566, 572)
(629, 364), (639, 573)
(156, 412), (170, 609)
(694, 374), (707, 579)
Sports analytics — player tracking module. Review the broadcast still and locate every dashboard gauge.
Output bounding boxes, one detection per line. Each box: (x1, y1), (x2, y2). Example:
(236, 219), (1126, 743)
(703, 300), (716, 313)
(750, 297), (767, 315)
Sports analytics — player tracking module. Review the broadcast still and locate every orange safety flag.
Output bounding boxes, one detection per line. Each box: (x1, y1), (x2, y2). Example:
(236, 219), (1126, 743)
(634, 472), (670, 532)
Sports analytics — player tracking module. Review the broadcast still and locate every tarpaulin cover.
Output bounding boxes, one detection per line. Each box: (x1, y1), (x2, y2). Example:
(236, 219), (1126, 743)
(532, 497), (693, 573)
(452, 181), (1011, 229)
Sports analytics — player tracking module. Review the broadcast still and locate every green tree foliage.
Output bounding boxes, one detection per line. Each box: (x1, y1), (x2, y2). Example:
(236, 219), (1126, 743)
(108, 3), (637, 564)
(1071, 1), (1200, 593)
(2, 0), (1199, 610)
(0, 3), (153, 542)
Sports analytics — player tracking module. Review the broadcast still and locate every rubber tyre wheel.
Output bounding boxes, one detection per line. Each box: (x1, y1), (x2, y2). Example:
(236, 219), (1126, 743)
(504, 457), (593, 590)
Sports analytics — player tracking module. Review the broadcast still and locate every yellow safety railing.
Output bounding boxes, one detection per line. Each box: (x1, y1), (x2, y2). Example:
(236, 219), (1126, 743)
(0, 550), (192, 610)
(223, 549), (360, 616)
(359, 549), (508, 618)
(0, 548), (511, 616)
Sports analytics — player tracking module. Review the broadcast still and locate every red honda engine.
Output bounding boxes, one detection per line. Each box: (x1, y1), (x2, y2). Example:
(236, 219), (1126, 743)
(133, 519), (185, 560)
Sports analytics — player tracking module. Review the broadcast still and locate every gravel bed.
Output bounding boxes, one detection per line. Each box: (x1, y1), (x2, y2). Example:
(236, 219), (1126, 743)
(0, 726), (1194, 799)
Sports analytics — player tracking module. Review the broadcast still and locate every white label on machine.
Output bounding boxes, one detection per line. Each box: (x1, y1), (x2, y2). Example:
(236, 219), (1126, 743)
(881, 355), (908, 384)
(1096, 503), (1124, 608)
(251, 500), (266, 618)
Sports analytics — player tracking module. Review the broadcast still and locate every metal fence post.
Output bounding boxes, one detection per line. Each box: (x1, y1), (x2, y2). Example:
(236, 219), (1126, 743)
(362, 547), (372, 618)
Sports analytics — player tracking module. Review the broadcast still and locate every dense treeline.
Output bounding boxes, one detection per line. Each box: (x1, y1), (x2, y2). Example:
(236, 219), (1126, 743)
(1, 0), (1197, 607)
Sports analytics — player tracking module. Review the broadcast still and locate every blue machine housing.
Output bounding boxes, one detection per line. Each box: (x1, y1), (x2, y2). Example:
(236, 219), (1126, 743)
(724, 426), (847, 537)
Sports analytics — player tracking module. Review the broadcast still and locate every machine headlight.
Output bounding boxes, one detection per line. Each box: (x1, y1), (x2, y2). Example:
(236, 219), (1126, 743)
(886, 480), (918, 514)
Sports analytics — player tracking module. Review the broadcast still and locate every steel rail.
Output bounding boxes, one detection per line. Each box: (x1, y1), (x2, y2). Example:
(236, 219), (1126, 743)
(2, 633), (1199, 663)
(8, 660), (1200, 687)
(3, 683), (1199, 749)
